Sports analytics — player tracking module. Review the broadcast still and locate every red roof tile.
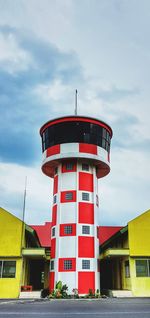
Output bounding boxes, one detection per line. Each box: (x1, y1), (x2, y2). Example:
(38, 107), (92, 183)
(31, 222), (52, 247)
(99, 226), (123, 245)
(31, 223), (123, 248)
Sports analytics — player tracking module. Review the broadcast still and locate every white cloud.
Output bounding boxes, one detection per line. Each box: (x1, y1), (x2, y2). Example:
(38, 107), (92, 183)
(0, 0), (150, 226)
(0, 31), (33, 73)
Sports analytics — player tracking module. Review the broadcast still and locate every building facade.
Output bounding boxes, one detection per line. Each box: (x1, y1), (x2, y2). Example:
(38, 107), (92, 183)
(0, 207), (49, 298)
(100, 209), (150, 297)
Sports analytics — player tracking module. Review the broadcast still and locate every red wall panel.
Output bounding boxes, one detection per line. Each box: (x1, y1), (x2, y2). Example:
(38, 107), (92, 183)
(53, 175), (58, 194)
(61, 190), (76, 203)
(78, 202), (94, 224)
(79, 172), (93, 192)
(78, 272), (95, 294)
(52, 205), (57, 226)
(51, 238), (56, 258)
(79, 143), (97, 155)
(78, 236), (95, 258)
(47, 144), (60, 157)
(58, 258), (76, 272)
(59, 223), (76, 236)
(49, 272), (55, 292)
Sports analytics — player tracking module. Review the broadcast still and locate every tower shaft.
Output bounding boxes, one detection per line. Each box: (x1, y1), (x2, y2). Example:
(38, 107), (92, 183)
(50, 159), (100, 294)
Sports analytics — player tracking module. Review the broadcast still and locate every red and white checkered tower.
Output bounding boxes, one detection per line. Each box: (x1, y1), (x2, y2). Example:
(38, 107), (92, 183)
(40, 116), (112, 295)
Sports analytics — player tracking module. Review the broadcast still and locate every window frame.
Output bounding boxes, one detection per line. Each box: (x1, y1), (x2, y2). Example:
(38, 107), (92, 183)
(0, 260), (16, 278)
(82, 259), (90, 270)
(64, 225), (73, 235)
(64, 260), (72, 270)
(82, 192), (90, 201)
(135, 259), (150, 277)
(82, 163), (89, 171)
(51, 260), (54, 270)
(53, 195), (57, 204)
(52, 227), (55, 237)
(82, 225), (90, 235)
(125, 260), (130, 278)
(65, 192), (73, 201)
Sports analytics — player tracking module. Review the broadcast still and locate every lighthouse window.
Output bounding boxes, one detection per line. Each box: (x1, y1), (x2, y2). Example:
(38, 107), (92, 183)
(64, 225), (72, 234)
(82, 225), (90, 234)
(65, 192), (73, 201)
(64, 260), (72, 270)
(82, 163), (89, 171)
(66, 163), (73, 170)
(53, 195), (57, 204)
(82, 260), (90, 270)
(52, 227), (55, 237)
(82, 192), (90, 201)
(41, 121), (111, 154)
(51, 260), (54, 270)
(103, 128), (106, 139)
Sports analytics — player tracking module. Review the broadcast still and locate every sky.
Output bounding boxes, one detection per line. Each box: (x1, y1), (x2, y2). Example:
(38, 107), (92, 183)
(0, 0), (150, 226)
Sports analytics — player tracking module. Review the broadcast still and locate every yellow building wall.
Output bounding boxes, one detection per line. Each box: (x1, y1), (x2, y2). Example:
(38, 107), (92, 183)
(128, 210), (150, 296)
(0, 207), (24, 257)
(128, 209), (150, 256)
(0, 258), (22, 298)
(0, 207), (25, 298)
(130, 258), (150, 297)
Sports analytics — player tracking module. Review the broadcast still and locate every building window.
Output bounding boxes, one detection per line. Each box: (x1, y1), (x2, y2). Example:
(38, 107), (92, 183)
(64, 260), (72, 270)
(82, 192), (89, 201)
(64, 225), (72, 235)
(82, 259), (90, 269)
(53, 195), (57, 204)
(96, 195), (99, 207)
(82, 163), (89, 171)
(51, 260), (54, 270)
(125, 260), (130, 278)
(52, 227), (55, 237)
(66, 163), (73, 170)
(65, 192), (73, 201)
(82, 225), (90, 235)
(0, 261), (16, 278)
(136, 259), (150, 277)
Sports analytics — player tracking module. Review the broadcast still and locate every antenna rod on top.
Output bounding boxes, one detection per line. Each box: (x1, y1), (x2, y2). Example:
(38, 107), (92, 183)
(75, 89), (77, 116)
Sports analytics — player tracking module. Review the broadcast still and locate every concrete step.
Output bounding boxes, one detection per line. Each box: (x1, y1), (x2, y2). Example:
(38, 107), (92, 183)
(19, 291), (41, 299)
(111, 290), (133, 298)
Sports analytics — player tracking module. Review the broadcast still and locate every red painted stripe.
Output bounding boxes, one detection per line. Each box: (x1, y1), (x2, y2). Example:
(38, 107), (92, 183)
(79, 143), (97, 155)
(58, 258), (76, 272)
(52, 205), (57, 226)
(47, 145), (60, 157)
(59, 223), (76, 236)
(79, 172), (94, 192)
(78, 272), (95, 294)
(78, 236), (95, 258)
(51, 238), (56, 258)
(49, 272), (55, 292)
(53, 175), (58, 195)
(40, 116), (112, 136)
(78, 202), (94, 224)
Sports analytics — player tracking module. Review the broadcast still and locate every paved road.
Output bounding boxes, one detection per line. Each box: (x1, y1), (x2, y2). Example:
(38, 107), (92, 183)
(0, 298), (150, 318)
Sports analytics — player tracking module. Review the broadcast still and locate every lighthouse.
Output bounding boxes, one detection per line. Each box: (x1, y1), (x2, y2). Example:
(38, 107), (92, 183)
(40, 116), (113, 294)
